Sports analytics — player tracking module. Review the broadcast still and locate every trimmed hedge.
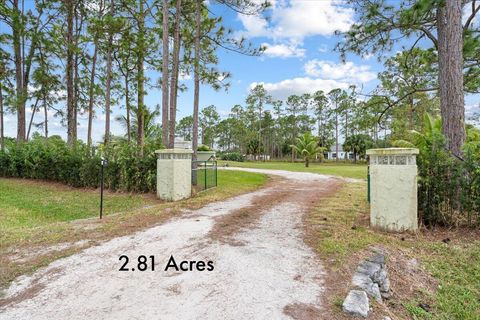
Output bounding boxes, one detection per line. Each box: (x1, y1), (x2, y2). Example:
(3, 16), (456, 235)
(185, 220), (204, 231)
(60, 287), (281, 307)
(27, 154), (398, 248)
(0, 135), (159, 193)
(220, 152), (245, 162)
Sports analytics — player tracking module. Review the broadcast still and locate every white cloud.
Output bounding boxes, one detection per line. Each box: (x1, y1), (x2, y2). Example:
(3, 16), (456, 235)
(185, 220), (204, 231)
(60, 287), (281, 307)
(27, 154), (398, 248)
(179, 71), (192, 81)
(304, 60), (376, 83)
(250, 77), (349, 100)
(261, 42), (305, 58)
(237, 14), (270, 38)
(238, 0), (354, 41)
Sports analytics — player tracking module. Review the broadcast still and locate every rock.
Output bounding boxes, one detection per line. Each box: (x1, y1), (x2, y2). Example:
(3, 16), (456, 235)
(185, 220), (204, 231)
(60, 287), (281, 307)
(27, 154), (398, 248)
(357, 260), (382, 277)
(342, 290), (369, 318)
(383, 317), (392, 320)
(352, 273), (382, 302)
(350, 251), (392, 304)
(374, 268), (390, 293)
(367, 252), (385, 265)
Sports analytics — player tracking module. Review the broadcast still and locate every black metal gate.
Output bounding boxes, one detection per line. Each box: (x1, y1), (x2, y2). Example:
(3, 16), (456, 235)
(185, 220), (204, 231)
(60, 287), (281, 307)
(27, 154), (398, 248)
(192, 160), (217, 192)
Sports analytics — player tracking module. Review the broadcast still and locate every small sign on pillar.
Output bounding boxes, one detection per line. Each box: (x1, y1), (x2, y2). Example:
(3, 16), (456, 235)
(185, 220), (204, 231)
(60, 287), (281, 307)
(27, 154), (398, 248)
(155, 149), (193, 201)
(366, 148), (419, 232)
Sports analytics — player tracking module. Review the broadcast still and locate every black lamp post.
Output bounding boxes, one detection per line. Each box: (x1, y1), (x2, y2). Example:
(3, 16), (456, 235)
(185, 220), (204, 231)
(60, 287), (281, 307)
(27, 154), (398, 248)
(100, 157), (108, 219)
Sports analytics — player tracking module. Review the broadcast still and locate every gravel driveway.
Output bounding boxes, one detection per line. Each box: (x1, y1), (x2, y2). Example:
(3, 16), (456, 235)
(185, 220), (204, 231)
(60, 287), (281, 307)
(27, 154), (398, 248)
(0, 168), (342, 320)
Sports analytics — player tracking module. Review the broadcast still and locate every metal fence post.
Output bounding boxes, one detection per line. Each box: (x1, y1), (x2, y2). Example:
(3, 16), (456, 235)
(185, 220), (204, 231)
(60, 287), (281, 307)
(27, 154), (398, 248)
(204, 161), (207, 189)
(367, 165), (370, 203)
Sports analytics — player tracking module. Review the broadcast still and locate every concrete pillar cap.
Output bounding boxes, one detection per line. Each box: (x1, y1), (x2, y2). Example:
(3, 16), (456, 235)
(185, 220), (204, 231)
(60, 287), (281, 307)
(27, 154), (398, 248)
(366, 148), (419, 156)
(155, 148), (193, 154)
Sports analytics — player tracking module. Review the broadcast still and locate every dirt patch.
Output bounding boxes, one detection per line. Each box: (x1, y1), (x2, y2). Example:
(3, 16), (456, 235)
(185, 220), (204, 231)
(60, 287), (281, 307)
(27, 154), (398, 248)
(0, 267), (64, 308)
(283, 302), (323, 319)
(209, 177), (342, 244)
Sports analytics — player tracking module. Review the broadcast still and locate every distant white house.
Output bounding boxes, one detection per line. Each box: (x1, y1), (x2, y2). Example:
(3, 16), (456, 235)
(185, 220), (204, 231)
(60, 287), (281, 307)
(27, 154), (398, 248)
(325, 145), (354, 160)
(174, 138), (192, 150)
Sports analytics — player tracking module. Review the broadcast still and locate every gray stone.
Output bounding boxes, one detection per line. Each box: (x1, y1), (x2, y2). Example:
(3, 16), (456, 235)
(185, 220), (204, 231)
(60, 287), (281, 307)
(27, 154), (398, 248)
(343, 290), (370, 318)
(352, 273), (382, 302)
(367, 252), (385, 265)
(353, 266), (383, 302)
(374, 268), (390, 293)
(383, 317), (392, 320)
(357, 260), (382, 277)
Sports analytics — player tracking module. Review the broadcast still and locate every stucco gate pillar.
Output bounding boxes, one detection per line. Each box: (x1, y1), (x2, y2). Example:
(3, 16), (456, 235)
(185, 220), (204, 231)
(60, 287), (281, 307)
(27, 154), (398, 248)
(155, 149), (193, 201)
(366, 148), (419, 232)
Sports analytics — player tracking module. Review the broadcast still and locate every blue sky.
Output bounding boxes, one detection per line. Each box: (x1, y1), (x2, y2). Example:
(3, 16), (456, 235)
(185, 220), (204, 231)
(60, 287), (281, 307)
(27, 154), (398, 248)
(3, 0), (479, 142)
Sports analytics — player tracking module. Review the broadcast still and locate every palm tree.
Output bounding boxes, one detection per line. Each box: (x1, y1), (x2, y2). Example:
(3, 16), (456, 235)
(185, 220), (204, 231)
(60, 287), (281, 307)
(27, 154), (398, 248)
(116, 105), (161, 143)
(291, 132), (325, 167)
(392, 113), (443, 153)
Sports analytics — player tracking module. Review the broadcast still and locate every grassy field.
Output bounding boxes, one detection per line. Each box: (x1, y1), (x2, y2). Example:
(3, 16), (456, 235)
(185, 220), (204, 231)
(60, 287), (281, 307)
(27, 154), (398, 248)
(0, 170), (267, 289)
(0, 179), (154, 244)
(218, 160), (367, 180)
(307, 182), (480, 320)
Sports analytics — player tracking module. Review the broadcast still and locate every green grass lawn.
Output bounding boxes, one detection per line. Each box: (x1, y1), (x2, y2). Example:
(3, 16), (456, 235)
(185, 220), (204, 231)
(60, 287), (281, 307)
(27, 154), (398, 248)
(218, 160), (367, 180)
(0, 170), (267, 249)
(0, 179), (156, 249)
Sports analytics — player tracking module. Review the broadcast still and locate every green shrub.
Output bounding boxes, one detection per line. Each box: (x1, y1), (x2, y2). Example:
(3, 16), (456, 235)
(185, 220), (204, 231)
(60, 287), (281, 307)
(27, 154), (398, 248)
(220, 152), (245, 162)
(197, 145), (211, 151)
(0, 136), (161, 193)
(395, 115), (480, 227)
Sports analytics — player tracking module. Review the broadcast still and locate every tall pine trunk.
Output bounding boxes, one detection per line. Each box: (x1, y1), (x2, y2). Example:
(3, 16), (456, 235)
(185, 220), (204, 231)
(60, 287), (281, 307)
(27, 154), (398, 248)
(104, 0), (114, 146)
(437, 0), (465, 156)
(87, 43), (98, 148)
(345, 112), (348, 160)
(168, 0), (182, 148)
(125, 72), (131, 143)
(136, 0), (145, 155)
(335, 108), (339, 163)
(66, 0), (76, 146)
(104, 41), (113, 145)
(161, 0), (169, 147)
(73, 11), (82, 143)
(0, 83), (4, 150)
(43, 98), (48, 138)
(192, 0), (201, 160)
(13, 0), (25, 142)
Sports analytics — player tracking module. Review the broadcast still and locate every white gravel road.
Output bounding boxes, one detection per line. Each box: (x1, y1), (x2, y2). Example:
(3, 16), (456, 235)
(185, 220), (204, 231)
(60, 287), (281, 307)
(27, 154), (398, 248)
(0, 168), (341, 320)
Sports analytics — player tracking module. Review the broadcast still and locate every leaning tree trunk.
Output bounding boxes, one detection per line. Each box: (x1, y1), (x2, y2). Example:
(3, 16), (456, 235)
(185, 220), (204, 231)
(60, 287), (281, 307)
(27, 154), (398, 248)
(168, 0), (182, 148)
(437, 0), (465, 157)
(66, 0), (76, 146)
(27, 97), (39, 140)
(161, 0), (169, 147)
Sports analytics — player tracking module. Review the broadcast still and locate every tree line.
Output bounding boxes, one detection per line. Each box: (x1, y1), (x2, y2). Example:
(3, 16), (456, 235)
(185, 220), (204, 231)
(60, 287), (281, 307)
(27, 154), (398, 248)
(0, 0), (267, 156)
(1, 0), (479, 162)
(179, 79), (436, 162)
